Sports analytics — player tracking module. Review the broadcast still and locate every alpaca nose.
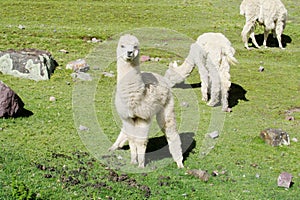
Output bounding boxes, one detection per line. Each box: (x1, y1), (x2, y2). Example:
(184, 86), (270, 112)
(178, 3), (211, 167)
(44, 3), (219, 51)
(127, 51), (133, 57)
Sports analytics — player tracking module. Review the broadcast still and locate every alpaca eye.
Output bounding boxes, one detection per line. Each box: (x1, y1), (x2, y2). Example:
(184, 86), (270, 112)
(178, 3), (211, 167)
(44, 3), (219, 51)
(121, 45), (125, 48)
(134, 45), (138, 49)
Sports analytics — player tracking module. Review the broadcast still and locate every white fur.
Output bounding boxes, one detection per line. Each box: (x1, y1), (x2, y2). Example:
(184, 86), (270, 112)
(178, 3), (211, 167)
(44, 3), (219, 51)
(240, 0), (287, 49)
(109, 34), (184, 168)
(165, 32), (237, 112)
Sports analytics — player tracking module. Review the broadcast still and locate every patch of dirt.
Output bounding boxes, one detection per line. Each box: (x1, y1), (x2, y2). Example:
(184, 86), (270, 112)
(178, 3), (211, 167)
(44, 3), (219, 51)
(106, 168), (151, 198)
(33, 151), (151, 198)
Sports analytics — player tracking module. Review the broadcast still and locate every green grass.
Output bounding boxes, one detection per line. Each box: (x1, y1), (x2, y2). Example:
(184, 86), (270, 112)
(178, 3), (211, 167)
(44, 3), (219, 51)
(1, 0), (300, 199)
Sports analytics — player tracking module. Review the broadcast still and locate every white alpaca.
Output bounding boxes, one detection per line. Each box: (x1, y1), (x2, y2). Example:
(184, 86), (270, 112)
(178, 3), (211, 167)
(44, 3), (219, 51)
(240, 0), (287, 49)
(109, 34), (184, 168)
(165, 33), (237, 112)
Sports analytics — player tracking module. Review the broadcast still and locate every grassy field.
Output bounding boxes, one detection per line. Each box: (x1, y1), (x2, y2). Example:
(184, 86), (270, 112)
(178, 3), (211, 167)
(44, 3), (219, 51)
(0, 0), (299, 199)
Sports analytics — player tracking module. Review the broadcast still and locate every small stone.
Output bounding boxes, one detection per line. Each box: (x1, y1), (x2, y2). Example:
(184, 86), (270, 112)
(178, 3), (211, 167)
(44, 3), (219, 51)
(208, 131), (219, 139)
(211, 170), (219, 176)
(91, 37), (102, 43)
(258, 66), (264, 72)
(59, 49), (69, 54)
(291, 138), (298, 142)
(79, 125), (89, 131)
(154, 57), (161, 62)
(102, 71), (115, 77)
(255, 173), (260, 178)
(285, 116), (295, 121)
(117, 155), (123, 160)
(49, 96), (56, 101)
(180, 101), (189, 107)
(18, 24), (25, 29)
(277, 172), (293, 188)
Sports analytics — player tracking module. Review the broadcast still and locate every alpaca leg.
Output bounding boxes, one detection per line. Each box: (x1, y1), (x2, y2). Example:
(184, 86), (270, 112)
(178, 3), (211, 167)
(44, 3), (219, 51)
(108, 130), (128, 151)
(128, 138), (147, 167)
(220, 66), (231, 112)
(126, 118), (150, 168)
(136, 139), (148, 168)
(207, 67), (221, 107)
(249, 26), (260, 49)
(221, 78), (231, 112)
(275, 22), (284, 49)
(128, 139), (138, 165)
(241, 21), (258, 49)
(263, 29), (269, 48)
(198, 67), (209, 102)
(157, 98), (183, 168)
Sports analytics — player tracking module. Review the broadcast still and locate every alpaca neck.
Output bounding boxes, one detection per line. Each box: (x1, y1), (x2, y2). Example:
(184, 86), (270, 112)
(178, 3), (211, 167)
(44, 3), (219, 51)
(177, 59), (194, 78)
(117, 58), (141, 83)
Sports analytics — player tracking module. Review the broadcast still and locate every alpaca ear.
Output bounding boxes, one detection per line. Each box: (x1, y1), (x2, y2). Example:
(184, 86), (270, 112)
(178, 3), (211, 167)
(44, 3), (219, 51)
(168, 61), (174, 69)
(173, 61), (178, 68)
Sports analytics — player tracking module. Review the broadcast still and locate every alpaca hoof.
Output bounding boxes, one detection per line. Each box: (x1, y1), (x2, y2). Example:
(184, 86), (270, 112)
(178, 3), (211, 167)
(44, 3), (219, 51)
(138, 164), (145, 168)
(108, 146), (117, 151)
(223, 107), (232, 112)
(177, 162), (184, 169)
(131, 160), (138, 165)
(207, 100), (219, 107)
(202, 97), (208, 102)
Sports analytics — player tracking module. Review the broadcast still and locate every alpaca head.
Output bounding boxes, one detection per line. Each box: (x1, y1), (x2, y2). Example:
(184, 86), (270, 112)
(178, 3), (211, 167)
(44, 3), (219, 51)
(117, 34), (140, 63)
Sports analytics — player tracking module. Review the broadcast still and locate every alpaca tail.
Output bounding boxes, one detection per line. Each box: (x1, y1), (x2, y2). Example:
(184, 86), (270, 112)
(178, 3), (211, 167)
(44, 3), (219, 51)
(223, 46), (238, 66)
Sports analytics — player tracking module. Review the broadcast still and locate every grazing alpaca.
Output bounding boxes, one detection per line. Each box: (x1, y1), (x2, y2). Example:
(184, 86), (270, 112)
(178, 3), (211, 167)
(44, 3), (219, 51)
(165, 33), (237, 112)
(109, 34), (184, 168)
(240, 0), (287, 49)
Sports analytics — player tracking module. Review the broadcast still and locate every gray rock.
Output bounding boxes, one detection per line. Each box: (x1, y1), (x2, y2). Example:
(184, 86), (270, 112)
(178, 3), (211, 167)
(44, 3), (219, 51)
(0, 49), (58, 81)
(277, 172), (293, 188)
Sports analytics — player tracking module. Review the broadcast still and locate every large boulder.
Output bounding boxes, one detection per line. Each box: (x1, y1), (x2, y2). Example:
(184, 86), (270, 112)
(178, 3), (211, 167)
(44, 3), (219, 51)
(0, 81), (27, 118)
(0, 49), (58, 81)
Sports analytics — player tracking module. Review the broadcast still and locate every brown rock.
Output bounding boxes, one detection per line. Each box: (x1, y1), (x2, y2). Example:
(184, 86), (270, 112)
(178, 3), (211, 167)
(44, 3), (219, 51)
(0, 81), (24, 117)
(187, 169), (209, 182)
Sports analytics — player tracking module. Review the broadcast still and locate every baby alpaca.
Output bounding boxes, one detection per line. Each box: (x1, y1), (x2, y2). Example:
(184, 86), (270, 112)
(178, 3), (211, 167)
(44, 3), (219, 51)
(109, 34), (184, 168)
(240, 0), (287, 49)
(165, 33), (237, 112)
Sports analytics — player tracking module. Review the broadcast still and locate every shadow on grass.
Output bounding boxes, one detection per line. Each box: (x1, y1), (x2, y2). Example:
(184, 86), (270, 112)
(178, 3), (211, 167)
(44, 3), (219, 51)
(121, 132), (196, 165)
(1, 108), (33, 118)
(228, 83), (248, 108)
(248, 33), (292, 48)
(174, 82), (248, 109)
(145, 132), (196, 164)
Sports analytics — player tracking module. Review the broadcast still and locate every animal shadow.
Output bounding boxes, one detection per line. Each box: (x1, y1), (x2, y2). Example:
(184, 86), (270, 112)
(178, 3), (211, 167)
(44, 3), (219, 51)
(174, 82), (248, 109)
(249, 34), (292, 48)
(173, 81), (201, 89)
(145, 132), (196, 165)
(228, 83), (248, 108)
